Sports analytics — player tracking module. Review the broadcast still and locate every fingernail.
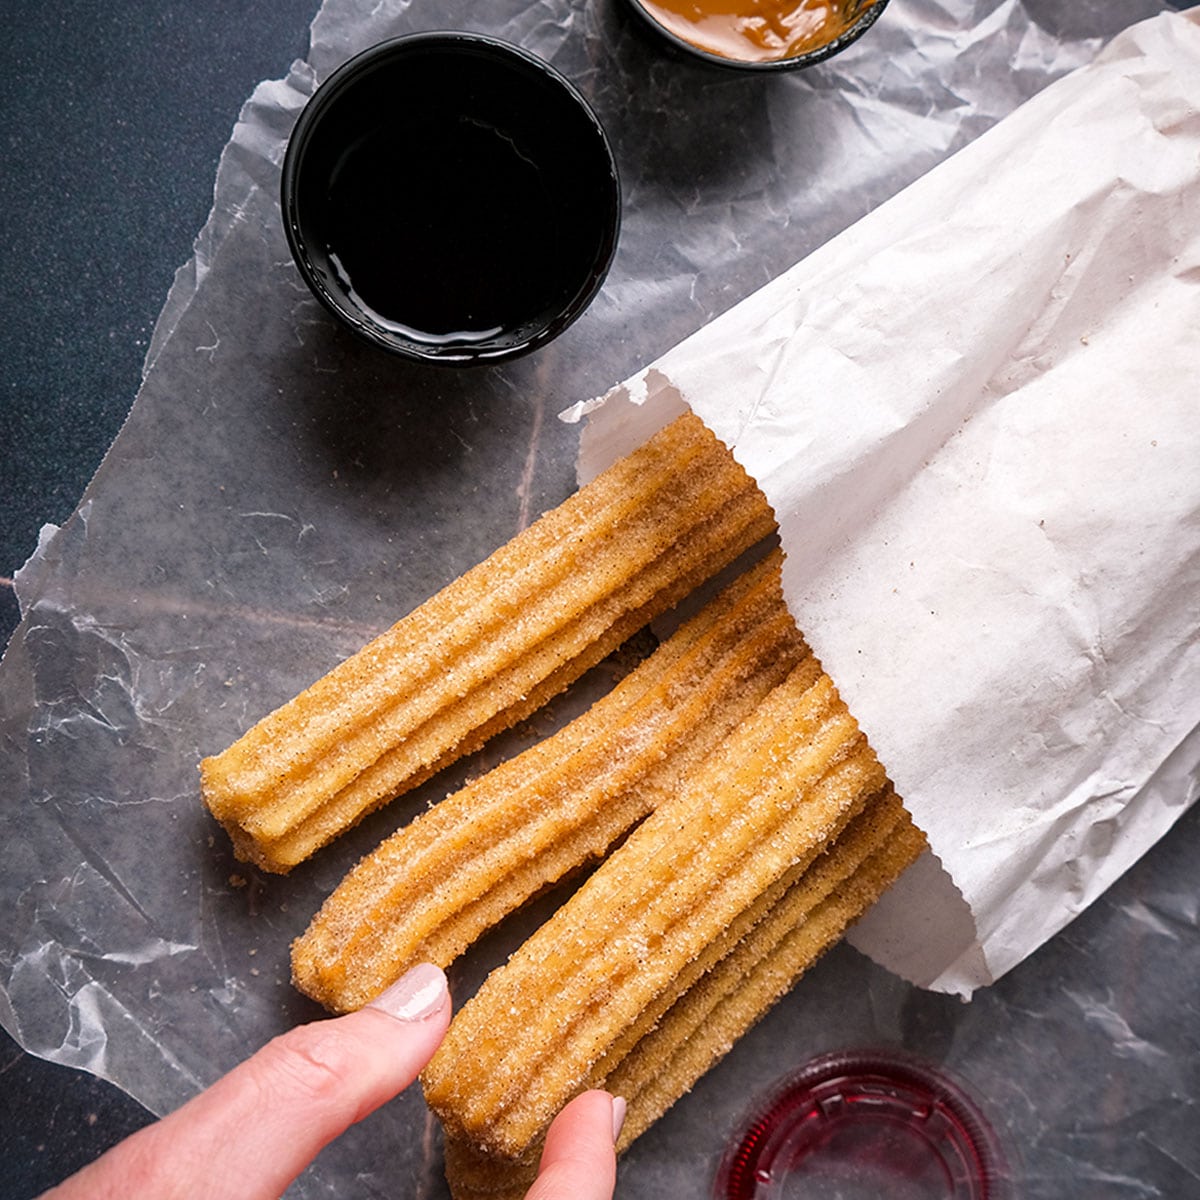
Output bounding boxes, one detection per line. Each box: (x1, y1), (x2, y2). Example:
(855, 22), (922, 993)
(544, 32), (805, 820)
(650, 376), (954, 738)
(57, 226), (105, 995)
(611, 1094), (627, 1144)
(368, 963), (448, 1022)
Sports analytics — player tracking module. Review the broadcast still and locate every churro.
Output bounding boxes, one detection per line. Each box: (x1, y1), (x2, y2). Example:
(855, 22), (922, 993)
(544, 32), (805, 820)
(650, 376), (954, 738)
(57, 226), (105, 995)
(609, 797), (926, 1150)
(435, 795), (925, 1200)
(201, 412), (776, 872)
(421, 653), (888, 1160)
(292, 550), (807, 1011)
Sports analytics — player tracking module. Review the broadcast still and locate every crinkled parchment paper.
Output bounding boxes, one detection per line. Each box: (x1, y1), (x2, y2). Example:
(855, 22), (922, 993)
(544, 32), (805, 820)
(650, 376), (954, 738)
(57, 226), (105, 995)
(2, 1), (1197, 1196)
(572, 9), (1200, 998)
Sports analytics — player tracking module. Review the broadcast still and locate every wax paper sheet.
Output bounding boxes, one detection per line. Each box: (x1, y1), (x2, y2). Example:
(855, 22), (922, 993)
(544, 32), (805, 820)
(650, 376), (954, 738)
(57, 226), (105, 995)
(572, 9), (1200, 998)
(2, 2), (1198, 1198)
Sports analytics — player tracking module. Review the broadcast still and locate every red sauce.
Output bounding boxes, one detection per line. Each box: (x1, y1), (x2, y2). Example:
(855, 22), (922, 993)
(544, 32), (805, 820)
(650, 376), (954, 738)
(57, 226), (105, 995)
(635, 0), (879, 63)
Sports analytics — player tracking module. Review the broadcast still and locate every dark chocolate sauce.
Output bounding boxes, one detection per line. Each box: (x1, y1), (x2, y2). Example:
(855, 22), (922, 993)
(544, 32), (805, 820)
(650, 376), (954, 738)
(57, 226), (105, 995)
(286, 38), (619, 361)
(324, 114), (564, 347)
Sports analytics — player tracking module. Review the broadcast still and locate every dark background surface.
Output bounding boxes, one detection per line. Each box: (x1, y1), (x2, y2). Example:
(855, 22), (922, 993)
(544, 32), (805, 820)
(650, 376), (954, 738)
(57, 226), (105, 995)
(1, 4), (320, 1195)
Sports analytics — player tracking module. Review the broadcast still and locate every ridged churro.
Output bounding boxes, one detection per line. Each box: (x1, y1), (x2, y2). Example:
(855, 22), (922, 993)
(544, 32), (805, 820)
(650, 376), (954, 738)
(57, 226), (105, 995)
(201, 412), (776, 872)
(609, 797), (926, 1150)
(292, 550), (807, 1011)
(435, 794), (925, 1200)
(421, 653), (889, 1161)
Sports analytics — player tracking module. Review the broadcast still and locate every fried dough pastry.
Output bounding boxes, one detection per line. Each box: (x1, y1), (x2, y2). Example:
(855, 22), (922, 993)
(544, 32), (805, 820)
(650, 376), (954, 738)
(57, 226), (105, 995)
(200, 412), (776, 872)
(292, 550), (807, 1011)
(421, 652), (894, 1162)
(433, 793), (925, 1200)
(610, 795), (926, 1150)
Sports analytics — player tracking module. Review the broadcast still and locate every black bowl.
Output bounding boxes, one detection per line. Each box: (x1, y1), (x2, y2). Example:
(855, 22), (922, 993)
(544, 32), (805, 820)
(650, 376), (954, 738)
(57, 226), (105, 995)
(281, 32), (620, 365)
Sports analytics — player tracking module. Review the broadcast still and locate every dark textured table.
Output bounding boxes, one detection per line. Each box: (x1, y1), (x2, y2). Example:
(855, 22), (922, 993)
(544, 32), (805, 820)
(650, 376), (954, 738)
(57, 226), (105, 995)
(1, 5), (320, 1194)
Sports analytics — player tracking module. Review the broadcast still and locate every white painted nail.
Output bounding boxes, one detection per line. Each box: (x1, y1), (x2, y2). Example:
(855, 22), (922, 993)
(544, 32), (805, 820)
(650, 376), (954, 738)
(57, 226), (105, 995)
(611, 1094), (627, 1144)
(367, 962), (449, 1022)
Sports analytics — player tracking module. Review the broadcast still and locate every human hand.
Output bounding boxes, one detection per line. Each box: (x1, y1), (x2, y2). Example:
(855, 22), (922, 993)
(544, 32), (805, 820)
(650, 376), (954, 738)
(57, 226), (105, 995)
(40, 963), (621, 1199)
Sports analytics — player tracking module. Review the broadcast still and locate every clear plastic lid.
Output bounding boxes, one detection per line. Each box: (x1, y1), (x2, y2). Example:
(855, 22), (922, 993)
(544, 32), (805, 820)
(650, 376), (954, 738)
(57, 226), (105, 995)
(715, 1049), (1013, 1200)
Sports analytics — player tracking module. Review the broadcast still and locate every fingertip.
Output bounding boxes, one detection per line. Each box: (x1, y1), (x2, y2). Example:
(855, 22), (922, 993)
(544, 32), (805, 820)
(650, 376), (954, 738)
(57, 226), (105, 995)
(156, 970), (453, 1198)
(527, 1090), (620, 1200)
(366, 962), (450, 1024)
(610, 1093), (627, 1144)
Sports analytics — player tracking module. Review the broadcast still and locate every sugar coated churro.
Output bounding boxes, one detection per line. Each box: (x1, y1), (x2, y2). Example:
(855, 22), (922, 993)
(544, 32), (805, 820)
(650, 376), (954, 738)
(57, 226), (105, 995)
(292, 549), (806, 1011)
(421, 653), (897, 1162)
(205, 400), (925, 1200)
(435, 794), (925, 1200)
(609, 794), (926, 1150)
(201, 412), (776, 872)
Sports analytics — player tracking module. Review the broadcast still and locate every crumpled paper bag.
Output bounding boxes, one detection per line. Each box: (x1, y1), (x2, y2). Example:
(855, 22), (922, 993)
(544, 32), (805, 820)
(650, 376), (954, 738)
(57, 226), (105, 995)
(569, 8), (1200, 996)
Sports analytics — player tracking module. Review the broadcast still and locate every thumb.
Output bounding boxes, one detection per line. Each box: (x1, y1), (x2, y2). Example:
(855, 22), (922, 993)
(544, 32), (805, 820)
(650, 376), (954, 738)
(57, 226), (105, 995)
(524, 1090), (623, 1200)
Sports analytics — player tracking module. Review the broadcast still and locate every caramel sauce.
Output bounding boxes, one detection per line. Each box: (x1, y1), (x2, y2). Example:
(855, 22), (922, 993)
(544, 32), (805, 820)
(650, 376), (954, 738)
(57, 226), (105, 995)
(635, 0), (878, 63)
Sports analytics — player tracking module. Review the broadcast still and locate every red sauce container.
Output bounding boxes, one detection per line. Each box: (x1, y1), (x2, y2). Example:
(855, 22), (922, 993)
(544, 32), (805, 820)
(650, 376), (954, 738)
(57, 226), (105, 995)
(716, 1049), (1015, 1199)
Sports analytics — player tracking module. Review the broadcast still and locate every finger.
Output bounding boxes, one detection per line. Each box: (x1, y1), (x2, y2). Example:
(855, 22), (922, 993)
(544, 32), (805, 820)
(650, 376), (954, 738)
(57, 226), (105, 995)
(524, 1089), (623, 1200)
(42, 963), (451, 1200)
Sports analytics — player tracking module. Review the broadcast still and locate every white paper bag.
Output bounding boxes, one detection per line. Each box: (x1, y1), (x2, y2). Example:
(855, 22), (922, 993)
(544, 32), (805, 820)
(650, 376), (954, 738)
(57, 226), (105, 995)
(568, 10), (1200, 996)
